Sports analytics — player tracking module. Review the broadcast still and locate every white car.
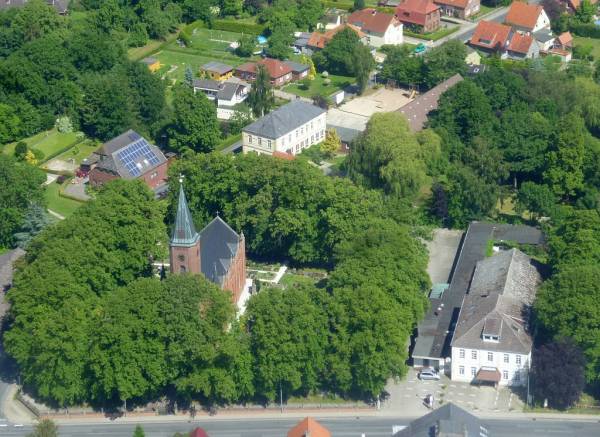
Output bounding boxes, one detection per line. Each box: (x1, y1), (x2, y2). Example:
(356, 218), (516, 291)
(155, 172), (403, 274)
(418, 368), (441, 380)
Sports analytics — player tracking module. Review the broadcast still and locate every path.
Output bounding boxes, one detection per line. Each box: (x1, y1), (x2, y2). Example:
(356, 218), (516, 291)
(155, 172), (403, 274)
(273, 89), (312, 103)
(47, 210), (65, 220)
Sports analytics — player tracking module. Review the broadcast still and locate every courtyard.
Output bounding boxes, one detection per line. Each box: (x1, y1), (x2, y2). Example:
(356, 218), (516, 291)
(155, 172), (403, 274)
(337, 87), (413, 118)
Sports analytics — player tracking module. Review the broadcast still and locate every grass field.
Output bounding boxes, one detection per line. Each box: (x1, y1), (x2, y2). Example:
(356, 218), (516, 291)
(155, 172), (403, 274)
(45, 181), (84, 218)
(51, 140), (99, 165)
(405, 25), (460, 41)
(283, 73), (354, 98)
(2, 130), (82, 161)
(573, 36), (600, 60)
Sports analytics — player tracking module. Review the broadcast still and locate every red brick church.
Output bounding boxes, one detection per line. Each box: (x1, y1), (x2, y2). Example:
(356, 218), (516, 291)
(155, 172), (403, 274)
(169, 182), (247, 305)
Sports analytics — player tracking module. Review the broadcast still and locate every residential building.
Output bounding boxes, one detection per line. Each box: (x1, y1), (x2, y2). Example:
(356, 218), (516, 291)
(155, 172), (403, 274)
(192, 78), (249, 107)
(434, 0), (480, 19)
(395, 0), (441, 34)
(411, 222), (544, 374)
(293, 32), (313, 54)
(170, 183), (247, 305)
(0, 0), (68, 14)
(533, 28), (556, 51)
(469, 20), (511, 56)
(288, 417), (331, 437)
(556, 31), (573, 49)
(235, 58), (293, 86)
(450, 248), (541, 387)
(307, 24), (367, 52)
(393, 403), (490, 437)
(505, 1), (550, 34)
(507, 32), (540, 60)
(200, 61), (234, 81)
(283, 61), (310, 80)
(242, 100), (327, 156)
(347, 8), (404, 47)
(88, 130), (168, 192)
(140, 57), (161, 73)
(397, 74), (463, 131)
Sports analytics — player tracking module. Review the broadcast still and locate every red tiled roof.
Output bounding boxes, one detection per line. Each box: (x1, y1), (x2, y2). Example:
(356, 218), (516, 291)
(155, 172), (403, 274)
(434, 0), (469, 9)
(288, 417), (331, 437)
(508, 32), (534, 54)
(236, 58), (292, 79)
(348, 8), (397, 34)
(469, 20), (511, 51)
(272, 151), (295, 161)
(395, 0), (439, 27)
(505, 1), (543, 30)
(307, 24), (365, 49)
(557, 31), (573, 46)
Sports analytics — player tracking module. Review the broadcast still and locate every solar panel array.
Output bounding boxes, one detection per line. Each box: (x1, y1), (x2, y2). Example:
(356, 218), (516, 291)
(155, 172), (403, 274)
(116, 138), (160, 177)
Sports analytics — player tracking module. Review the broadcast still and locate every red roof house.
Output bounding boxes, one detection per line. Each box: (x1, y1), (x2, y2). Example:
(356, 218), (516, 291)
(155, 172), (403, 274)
(347, 8), (404, 46)
(504, 1), (550, 33)
(434, 0), (481, 19)
(307, 24), (366, 51)
(556, 31), (573, 49)
(235, 58), (293, 86)
(395, 0), (441, 33)
(288, 417), (331, 437)
(469, 20), (511, 53)
(507, 32), (539, 59)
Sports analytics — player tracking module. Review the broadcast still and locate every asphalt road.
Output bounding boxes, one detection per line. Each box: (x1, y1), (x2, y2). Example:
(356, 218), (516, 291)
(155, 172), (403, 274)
(0, 416), (599, 436)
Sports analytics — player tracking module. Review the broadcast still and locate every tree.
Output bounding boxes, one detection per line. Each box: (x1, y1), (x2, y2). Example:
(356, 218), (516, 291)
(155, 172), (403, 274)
(531, 338), (586, 410)
(352, 44), (374, 94)
(185, 65), (194, 86)
(515, 182), (556, 219)
(320, 128), (341, 157)
(27, 419), (58, 437)
(379, 44), (424, 88)
(0, 103), (22, 144)
(353, 0), (366, 10)
(235, 34), (255, 57)
(422, 40), (467, 89)
(168, 84), (220, 153)
(429, 182), (449, 224)
(221, 0), (243, 17)
(314, 27), (361, 75)
(247, 65), (275, 117)
(11, 0), (64, 45)
(266, 25), (294, 60)
(575, 0), (594, 23)
(132, 425), (145, 437)
(228, 107), (254, 135)
(541, 0), (565, 22)
(55, 116), (73, 133)
(13, 203), (53, 249)
(14, 141), (28, 160)
(295, 0), (324, 30)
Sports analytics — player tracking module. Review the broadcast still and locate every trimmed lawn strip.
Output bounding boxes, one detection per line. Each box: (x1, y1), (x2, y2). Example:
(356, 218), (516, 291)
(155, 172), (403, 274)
(127, 30), (181, 61)
(45, 181), (84, 218)
(404, 25), (459, 41)
(52, 140), (99, 165)
(3, 130), (82, 162)
(283, 74), (354, 98)
(573, 36), (600, 59)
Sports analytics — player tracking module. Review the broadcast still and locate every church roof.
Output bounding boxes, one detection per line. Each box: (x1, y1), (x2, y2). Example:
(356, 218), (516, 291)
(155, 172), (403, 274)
(171, 183), (199, 247)
(199, 216), (242, 287)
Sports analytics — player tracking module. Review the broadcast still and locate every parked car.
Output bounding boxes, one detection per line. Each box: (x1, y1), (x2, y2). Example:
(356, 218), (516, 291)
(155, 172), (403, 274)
(414, 43), (427, 55)
(418, 368), (440, 380)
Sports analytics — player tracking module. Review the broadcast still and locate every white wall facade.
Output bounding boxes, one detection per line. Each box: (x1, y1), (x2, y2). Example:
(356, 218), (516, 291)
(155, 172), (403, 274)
(533, 10), (551, 33)
(242, 113), (327, 156)
(451, 346), (531, 386)
(384, 22), (404, 46)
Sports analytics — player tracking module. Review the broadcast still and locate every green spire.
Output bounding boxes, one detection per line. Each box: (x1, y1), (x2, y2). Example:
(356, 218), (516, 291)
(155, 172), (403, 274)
(171, 181), (199, 247)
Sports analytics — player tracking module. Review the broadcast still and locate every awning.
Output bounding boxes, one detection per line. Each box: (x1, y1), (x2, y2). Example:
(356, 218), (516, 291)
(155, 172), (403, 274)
(476, 367), (501, 383)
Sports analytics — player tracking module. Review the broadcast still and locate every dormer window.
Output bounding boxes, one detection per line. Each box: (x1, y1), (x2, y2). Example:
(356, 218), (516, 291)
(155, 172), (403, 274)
(483, 334), (500, 342)
(482, 317), (501, 342)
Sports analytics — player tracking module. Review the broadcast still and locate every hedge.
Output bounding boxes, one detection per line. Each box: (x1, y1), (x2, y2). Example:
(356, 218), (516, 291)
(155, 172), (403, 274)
(569, 23), (600, 39)
(211, 19), (265, 35)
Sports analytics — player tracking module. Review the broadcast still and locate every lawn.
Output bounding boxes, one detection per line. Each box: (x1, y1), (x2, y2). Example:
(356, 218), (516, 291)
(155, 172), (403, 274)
(469, 5), (497, 20)
(404, 25), (460, 41)
(45, 180), (84, 218)
(573, 36), (600, 60)
(283, 73), (354, 98)
(3, 129), (82, 162)
(51, 140), (99, 165)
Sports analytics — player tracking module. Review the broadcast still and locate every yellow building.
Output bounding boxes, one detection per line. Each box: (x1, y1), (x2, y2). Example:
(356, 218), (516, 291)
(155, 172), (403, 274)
(201, 61), (234, 81)
(141, 57), (161, 73)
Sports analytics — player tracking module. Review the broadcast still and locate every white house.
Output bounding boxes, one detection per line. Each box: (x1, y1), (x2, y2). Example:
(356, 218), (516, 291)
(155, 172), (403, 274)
(450, 248), (541, 387)
(242, 101), (327, 156)
(505, 2), (550, 34)
(347, 8), (403, 47)
(193, 78), (250, 120)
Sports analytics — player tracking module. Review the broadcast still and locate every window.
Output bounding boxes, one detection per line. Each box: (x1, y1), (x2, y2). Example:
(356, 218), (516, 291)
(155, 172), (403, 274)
(258, 137), (262, 146)
(248, 135), (253, 144)
(516, 355), (522, 365)
(487, 352), (493, 361)
(471, 367), (476, 377)
(515, 371), (521, 382)
(459, 366), (465, 375)
(311, 135), (314, 143)
(503, 370), (508, 380)
(459, 349), (465, 359)
(179, 265), (186, 273)
(472, 350), (477, 360)
(311, 121), (314, 130)
(504, 354), (509, 363)
(177, 254), (185, 262)
(267, 140), (272, 149)
(289, 134), (292, 142)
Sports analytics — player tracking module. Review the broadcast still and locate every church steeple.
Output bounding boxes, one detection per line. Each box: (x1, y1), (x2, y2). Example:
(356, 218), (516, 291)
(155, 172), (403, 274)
(169, 180), (201, 275)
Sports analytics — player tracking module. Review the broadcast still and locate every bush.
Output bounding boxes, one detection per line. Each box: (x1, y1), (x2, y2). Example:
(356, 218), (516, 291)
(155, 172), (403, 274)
(322, 71), (329, 78)
(14, 141), (28, 160)
(56, 175), (67, 184)
(573, 44), (594, 60)
(32, 148), (45, 162)
(312, 94), (332, 109)
(212, 19), (265, 35)
(570, 22), (600, 38)
(323, 78), (331, 86)
(299, 78), (311, 90)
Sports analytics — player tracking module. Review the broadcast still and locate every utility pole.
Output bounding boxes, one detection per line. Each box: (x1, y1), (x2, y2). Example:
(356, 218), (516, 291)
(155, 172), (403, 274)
(280, 382), (283, 413)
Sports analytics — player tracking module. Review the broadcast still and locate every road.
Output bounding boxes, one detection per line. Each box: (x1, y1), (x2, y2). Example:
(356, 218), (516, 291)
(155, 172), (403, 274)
(0, 416), (599, 436)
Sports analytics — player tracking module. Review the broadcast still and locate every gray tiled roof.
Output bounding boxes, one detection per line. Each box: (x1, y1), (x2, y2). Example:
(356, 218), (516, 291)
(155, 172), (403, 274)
(199, 216), (241, 287)
(394, 403), (489, 437)
(193, 79), (220, 91)
(283, 60), (309, 73)
(243, 101), (326, 139)
(533, 28), (555, 43)
(0, 248), (25, 292)
(201, 61), (234, 75)
(451, 249), (541, 354)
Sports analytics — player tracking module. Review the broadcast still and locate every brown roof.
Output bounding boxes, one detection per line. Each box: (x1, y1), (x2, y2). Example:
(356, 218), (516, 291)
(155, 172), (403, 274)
(433, 0), (469, 9)
(469, 20), (511, 51)
(395, 0), (440, 27)
(476, 367), (501, 383)
(348, 8), (397, 34)
(508, 32), (534, 54)
(288, 418), (331, 437)
(272, 151), (296, 160)
(235, 58), (292, 79)
(557, 31), (573, 46)
(307, 24), (365, 49)
(505, 1), (543, 30)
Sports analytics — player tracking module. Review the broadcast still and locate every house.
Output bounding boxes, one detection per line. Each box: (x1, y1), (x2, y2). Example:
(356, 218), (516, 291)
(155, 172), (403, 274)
(0, 248), (25, 292)
(556, 31), (573, 49)
(450, 248), (541, 387)
(317, 8), (347, 30)
(235, 58), (293, 86)
(469, 20), (511, 56)
(88, 130), (168, 192)
(192, 78), (249, 107)
(378, 0), (402, 6)
(397, 74), (463, 131)
(200, 61), (234, 81)
(293, 32), (313, 54)
(307, 24), (367, 52)
(0, 0), (68, 14)
(242, 100), (327, 156)
(434, 0), (480, 19)
(411, 222), (544, 374)
(140, 57), (161, 73)
(533, 28), (556, 51)
(288, 417), (331, 437)
(170, 183), (247, 305)
(393, 403), (490, 437)
(505, 1), (550, 34)
(283, 61), (310, 80)
(507, 32), (540, 60)
(395, 0), (441, 34)
(347, 8), (404, 47)
(563, 0), (597, 13)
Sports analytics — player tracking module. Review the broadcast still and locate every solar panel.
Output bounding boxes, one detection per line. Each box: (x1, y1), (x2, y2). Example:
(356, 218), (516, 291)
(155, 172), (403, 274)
(116, 138), (161, 177)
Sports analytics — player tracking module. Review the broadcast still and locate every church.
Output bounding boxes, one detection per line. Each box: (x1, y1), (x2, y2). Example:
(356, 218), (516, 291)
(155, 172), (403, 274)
(169, 183), (247, 305)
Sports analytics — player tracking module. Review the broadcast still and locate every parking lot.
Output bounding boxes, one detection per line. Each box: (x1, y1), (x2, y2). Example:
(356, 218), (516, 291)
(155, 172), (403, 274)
(382, 369), (525, 416)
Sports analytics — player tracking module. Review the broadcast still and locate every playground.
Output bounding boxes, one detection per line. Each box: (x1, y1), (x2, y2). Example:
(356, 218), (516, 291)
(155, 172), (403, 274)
(337, 86), (414, 118)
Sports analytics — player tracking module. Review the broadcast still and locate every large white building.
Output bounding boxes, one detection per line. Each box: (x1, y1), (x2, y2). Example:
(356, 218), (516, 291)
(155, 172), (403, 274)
(242, 101), (327, 156)
(450, 248), (541, 387)
(347, 8), (403, 47)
